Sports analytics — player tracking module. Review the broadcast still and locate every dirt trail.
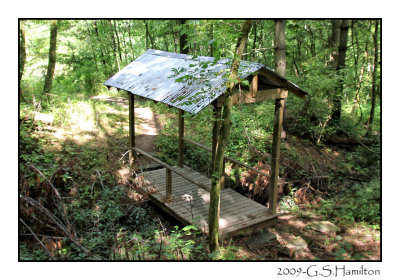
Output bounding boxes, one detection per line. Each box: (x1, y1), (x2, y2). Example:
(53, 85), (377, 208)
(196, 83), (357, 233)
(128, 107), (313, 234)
(90, 95), (161, 153)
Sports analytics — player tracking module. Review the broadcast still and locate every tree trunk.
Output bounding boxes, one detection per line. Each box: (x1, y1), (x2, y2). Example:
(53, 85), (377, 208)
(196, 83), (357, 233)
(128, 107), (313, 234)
(108, 20), (120, 71)
(84, 20), (98, 71)
(330, 20), (350, 126)
(329, 20), (341, 68)
(43, 20), (58, 96)
(365, 20), (380, 136)
(274, 20), (287, 140)
(144, 20), (156, 49)
(127, 21), (135, 61)
(19, 20), (27, 100)
(209, 23), (214, 57)
(112, 20), (123, 62)
(251, 21), (257, 62)
(178, 19), (188, 54)
(94, 21), (107, 67)
(208, 20), (252, 254)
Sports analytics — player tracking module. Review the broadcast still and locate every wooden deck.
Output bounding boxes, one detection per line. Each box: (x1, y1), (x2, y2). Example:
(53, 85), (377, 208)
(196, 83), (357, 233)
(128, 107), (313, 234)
(137, 167), (278, 237)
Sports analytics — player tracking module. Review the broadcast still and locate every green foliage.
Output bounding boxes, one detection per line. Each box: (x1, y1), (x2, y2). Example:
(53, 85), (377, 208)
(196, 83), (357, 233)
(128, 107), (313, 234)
(313, 179), (380, 226)
(279, 187), (301, 213)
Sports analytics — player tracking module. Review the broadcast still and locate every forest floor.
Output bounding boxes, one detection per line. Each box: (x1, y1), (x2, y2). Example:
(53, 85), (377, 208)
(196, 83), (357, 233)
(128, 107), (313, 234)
(224, 213), (380, 260)
(20, 93), (380, 260)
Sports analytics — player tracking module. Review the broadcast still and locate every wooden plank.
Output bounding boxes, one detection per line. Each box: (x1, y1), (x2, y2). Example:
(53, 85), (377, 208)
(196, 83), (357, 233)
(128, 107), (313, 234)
(141, 165), (277, 236)
(147, 194), (192, 226)
(153, 188), (254, 218)
(143, 174), (211, 192)
(153, 186), (260, 215)
(220, 213), (280, 236)
(220, 216), (278, 238)
(158, 198), (269, 233)
(168, 191), (251, 215)
(144, 175), (209, 191)
(166, 169), (172, 201)
(157, 189), (265, 227)
(250, 75), (258, 98)
(219, 210), (270, 231)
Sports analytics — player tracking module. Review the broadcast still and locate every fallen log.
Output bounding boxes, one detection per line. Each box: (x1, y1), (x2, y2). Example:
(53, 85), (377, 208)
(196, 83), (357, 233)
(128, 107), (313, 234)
(323, 134), (378, 146)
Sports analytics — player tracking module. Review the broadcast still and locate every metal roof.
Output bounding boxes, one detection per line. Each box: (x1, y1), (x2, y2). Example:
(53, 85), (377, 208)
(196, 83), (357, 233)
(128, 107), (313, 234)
(104, 49), (307, 114)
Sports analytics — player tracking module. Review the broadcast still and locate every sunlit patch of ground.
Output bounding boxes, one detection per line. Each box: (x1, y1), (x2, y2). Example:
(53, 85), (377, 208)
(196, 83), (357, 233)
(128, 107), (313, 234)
(228, 212), (380, 260)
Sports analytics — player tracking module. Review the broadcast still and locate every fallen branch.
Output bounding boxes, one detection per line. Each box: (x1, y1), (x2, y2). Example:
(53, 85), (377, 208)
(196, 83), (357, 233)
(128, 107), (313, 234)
(25, 164), (77, 238)
(20, 196), (89, 253)
(20, 218), (56, 260)
(324, 127), (380, 154)
(96, 170), (105, 189)
(118, 150), (130, 162)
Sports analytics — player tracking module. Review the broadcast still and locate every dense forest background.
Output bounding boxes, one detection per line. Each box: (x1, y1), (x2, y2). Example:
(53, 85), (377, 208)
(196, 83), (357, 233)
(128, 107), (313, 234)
(19, 19), (381, 261)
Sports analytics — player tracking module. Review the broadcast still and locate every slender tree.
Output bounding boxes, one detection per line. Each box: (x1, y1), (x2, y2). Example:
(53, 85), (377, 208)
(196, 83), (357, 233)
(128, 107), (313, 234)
(208, 20), (252, 253)
(177, 19), (189, 168)
(365, 20), (380, 136)
(93, 21), (107, 68)
(108, 20), (120, 71)
(177, 19), (188, 54)
(208, 22), (214, 57)
(19, 20), (27, 100)
(144, 20), (156, 49)
(328, 20), (341, 68)
(112, 20), (123, 62)
(330, 20), (350, 126)
(43, 20), (58, 96)
(274, 20), (287, 140)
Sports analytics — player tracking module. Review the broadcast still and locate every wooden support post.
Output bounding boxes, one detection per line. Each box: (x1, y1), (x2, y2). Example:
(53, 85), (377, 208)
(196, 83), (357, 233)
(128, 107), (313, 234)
(166, 168), (172, 202)
(269, 97), (285, 214)
(177, 109), (184, 167)
(128, 92), (136, 174)
(250, 74), (258, 98)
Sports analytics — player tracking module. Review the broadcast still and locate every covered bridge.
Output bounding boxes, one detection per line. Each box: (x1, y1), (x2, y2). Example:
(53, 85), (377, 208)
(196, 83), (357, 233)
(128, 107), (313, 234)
(104, 49), (307, 237)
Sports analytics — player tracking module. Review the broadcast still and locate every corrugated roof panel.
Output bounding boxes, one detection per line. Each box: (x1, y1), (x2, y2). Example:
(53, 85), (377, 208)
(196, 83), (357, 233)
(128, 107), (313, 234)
(104, 49), (305, 114)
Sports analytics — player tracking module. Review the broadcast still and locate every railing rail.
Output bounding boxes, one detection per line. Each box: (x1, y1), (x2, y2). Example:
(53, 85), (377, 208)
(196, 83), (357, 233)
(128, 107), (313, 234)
(133, 147), (210, 199)
(182, 137), (270, 178)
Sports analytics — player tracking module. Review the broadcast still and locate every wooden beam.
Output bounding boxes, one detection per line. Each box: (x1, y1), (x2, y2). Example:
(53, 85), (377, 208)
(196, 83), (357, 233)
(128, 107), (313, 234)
(177, 109), (185, 167)
(166, 168), (172, 202)
(231, 88), (288, 104)
(258, 68), (307, 98)
(268, 98), (285, 214)
(250, 75), (258, 98)
(128, 92), (136, 173)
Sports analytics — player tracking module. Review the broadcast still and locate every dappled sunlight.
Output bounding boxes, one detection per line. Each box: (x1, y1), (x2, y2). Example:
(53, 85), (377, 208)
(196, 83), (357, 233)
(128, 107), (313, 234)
(71, 118), (97, 133)
(219, 218), (228, 228)
(135, 108), (158, 135)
